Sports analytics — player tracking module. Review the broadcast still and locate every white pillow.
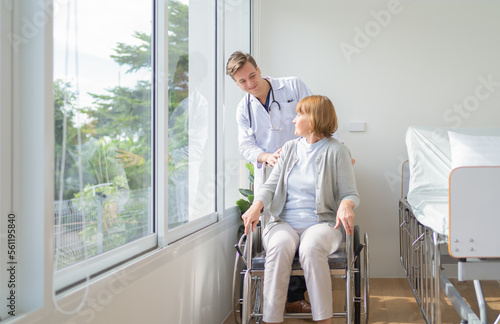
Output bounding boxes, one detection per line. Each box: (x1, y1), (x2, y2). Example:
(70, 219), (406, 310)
(448, 131), (500, 169)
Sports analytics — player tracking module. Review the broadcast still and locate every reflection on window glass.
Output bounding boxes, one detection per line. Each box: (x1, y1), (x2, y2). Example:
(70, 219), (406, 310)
(168, 0), (215, 229)
(53, 0), (153, 270)
(224, 0), (251, 213)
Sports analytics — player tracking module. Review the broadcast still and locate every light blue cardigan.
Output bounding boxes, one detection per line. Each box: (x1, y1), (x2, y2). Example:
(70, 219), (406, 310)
(254, 137), (360, 233)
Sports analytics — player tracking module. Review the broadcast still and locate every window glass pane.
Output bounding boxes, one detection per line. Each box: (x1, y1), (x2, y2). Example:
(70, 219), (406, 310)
(53, 0), (153, 270)
(224, 0), (251, 212)
(167, 0), (215, 229)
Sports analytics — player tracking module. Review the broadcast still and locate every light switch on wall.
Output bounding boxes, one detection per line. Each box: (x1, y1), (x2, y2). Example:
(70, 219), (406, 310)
(348, 121), (366, 132)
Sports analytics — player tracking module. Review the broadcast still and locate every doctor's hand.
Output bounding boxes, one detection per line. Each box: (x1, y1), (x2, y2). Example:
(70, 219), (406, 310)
(242, 200), (264, 235)
(258, 148), (282, 167)
(115, 150), (144, 168)
(335, 199), (355, 236)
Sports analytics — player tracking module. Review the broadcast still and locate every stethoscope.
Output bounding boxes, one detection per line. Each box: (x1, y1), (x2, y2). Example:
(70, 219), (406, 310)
(246, 79), (281, 135)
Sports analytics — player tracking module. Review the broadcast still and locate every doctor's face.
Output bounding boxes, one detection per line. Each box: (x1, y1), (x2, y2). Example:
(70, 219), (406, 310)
(233, 62), (264, 96)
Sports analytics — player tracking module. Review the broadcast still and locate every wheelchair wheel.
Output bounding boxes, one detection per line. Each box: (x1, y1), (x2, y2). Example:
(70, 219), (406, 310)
(242, 273), (262, 324)
(363, 232), (370, 324)
(353, 227), (370, 324)
(232, 250), (243, 324)
(354, 226), (361, 324)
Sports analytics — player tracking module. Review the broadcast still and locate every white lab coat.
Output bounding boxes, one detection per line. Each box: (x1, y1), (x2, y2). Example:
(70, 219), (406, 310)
(236, 76), (312, 193)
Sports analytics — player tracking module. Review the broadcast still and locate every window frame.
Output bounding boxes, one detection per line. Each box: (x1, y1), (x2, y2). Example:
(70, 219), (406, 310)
(50, 0), (159, 292)
(0, 0), (15, 319)
(0, 0), (249, 319)
(162, 0), (220, 245)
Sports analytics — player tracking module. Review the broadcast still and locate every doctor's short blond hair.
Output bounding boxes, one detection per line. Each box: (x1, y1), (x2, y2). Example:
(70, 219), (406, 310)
(226, 51), (257, 80)
(296, 95), (338, 138)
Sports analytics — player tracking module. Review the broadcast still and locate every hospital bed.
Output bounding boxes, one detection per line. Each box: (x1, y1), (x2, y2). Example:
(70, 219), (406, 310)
(399, 126), (500, 324)
(233, 165), (370, 324)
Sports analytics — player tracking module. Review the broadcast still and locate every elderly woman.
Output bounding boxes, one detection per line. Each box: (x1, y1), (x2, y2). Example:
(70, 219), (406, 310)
(242, 95), (360, 324)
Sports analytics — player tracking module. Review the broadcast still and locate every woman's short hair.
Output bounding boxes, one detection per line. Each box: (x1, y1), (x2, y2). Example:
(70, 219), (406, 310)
(296, 95), (338, 138)
(226, 51), (257, 80)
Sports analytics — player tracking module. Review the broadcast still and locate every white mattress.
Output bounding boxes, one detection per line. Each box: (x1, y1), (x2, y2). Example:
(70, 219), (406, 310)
(405, 126), (500, 235)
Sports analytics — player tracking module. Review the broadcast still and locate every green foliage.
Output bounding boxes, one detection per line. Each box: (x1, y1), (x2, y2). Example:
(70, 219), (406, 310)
(167, 0), (189, 79)
(54, 79), (99, 199)
(111, 31), (151, 74)
(236, 199), (250, 214)
(246, 163), (254, 184)
(236, 163), (255, 215)
(239, 188), (253, 198)
(54, 79), (77, 199)
(55, 0), (193, 268)
(74, 188), (150, 263)
(244, 162), (254, 182)
(168, 53), (189, 115)
(87, 81), (151, 141)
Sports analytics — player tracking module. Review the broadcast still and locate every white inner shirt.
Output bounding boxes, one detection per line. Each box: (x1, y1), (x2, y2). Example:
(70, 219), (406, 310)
(280, 137), (328, 229)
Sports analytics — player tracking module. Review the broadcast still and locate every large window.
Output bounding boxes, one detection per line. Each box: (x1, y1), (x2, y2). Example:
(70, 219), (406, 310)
(166, 0), (216, 241)
(223, 0), (251, 212)
(0, 0), (250, 319)
(53, 0), (154, 286)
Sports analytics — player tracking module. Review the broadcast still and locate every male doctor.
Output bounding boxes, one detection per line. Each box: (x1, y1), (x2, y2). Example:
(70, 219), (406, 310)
(226, 51), (318, 313)
(226, 51), (316, 193)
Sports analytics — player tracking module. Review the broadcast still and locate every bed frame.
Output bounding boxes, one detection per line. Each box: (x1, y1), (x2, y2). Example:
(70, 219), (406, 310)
(399, 160), (500, 324)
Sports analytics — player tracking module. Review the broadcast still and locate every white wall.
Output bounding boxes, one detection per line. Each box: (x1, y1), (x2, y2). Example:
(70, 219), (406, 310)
(256, 0), (500, 277)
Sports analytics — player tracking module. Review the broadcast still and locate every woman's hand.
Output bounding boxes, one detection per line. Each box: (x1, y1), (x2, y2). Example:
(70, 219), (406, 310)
(334, 199), (355, 236)
(242, 200), (264, 235)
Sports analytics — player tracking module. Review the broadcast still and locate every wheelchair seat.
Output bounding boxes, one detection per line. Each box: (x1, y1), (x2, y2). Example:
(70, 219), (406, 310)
(250, 241), (348, 271)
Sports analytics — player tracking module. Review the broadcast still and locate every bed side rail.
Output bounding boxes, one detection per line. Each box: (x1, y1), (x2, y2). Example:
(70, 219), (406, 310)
(401, 160), (410, 199)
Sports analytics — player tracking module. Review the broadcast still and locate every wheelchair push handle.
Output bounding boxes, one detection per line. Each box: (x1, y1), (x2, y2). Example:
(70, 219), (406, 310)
(235, 234), (246, 257)
(234, 232), (254, 269)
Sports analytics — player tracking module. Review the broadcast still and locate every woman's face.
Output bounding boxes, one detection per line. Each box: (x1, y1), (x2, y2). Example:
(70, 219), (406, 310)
(293, 110), (311, 137)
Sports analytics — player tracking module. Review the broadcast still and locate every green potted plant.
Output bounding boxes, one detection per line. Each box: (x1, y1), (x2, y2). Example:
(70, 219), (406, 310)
(236, 163), (254, 237)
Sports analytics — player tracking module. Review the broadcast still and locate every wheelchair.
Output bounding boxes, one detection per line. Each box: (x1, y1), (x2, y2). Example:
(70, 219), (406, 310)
(232, 220), (370, 324)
